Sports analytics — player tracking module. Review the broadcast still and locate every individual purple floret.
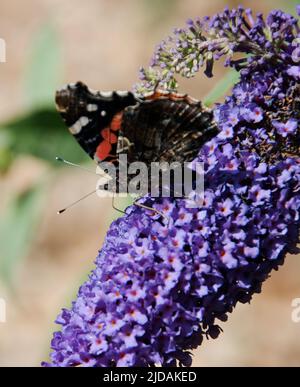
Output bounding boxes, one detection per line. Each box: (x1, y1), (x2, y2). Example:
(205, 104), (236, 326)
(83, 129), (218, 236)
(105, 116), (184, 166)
(272, 119), (298, 137)
(44, 7), (300, 367)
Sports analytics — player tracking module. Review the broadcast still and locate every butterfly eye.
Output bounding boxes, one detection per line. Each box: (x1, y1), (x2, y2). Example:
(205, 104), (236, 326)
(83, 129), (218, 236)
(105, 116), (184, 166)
(101, 110), (107, 117)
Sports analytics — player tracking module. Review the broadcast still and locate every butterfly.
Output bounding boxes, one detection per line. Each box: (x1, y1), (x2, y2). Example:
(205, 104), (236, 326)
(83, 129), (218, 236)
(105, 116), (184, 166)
(55, 82), (218, 198)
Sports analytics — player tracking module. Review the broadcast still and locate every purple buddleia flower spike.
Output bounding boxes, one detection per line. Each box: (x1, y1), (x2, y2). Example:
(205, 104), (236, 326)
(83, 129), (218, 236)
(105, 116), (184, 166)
(44, 7), (300, 367)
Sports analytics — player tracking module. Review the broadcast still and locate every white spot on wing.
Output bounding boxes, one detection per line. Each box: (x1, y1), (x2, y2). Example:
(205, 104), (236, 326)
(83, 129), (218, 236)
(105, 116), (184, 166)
(69, 116), (89, 134)
(80, 116), (89, 126)
(100, 91), (113, 98)
(116, 90), (129, 97)
(87, 104), (98, 112)
(88, 87), (98, 94)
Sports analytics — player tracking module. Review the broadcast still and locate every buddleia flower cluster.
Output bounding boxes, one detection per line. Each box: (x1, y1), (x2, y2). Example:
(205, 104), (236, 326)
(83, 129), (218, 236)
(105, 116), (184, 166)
(136, 5), (300, 94)
(43, 7), (300, 367)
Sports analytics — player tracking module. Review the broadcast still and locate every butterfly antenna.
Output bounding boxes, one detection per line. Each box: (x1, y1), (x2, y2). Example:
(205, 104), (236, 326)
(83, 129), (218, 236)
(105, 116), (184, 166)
(56, 156), (96, 174)
(57, 189), (97, 214)
(55, 156), (114, 214)
(56, 156), (110, 180)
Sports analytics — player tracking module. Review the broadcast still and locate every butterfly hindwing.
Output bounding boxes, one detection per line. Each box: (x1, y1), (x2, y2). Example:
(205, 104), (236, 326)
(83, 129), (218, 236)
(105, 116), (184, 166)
(121, 93), (218, 164)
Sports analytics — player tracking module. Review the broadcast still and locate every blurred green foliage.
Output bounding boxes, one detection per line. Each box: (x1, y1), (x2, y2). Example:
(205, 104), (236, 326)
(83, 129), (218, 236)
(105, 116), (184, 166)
(0, 22), (87, 287)
(0, 184), (45, 285)
(0, 22), (86, 173)
(24, 23), (62, 110)
(282, 0), (299, 15)
(1, 108), (88, 171)
(204, 70), (239, 107)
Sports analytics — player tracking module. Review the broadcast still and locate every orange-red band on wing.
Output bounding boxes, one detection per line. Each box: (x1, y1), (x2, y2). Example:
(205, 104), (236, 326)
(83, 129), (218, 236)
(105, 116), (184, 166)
(101, 128), (118, 144)
(110, 112), (123, 131)
(96, 111), (124, 161)
(96, 140), (112, 161)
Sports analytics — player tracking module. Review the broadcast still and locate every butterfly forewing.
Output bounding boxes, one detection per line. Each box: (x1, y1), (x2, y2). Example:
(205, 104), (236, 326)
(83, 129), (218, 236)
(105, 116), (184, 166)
(55, 82), (137, 164)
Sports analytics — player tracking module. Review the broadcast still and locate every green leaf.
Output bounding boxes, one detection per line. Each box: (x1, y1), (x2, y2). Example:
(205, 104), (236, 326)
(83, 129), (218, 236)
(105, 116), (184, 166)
(24, 23), (62, 109)
(0, 108), (89, 167)
(0, 183), (45, 285)
(203, 70), (240, 107)
(0, 130), (13, 171)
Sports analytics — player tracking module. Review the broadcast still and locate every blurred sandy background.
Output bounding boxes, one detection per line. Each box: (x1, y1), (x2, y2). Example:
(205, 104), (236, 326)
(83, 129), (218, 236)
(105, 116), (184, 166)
(0, 0), (299, 367)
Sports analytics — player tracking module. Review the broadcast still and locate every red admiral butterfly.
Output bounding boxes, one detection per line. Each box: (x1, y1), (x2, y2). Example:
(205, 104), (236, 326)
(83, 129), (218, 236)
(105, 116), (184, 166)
(55, 82), (218, 193)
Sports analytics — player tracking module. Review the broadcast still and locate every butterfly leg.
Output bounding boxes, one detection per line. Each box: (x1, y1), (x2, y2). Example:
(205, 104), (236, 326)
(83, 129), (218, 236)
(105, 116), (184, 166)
(133, 197), (168, 222)
(112, 193), (126, 214)
(112, 194), (168, 222)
